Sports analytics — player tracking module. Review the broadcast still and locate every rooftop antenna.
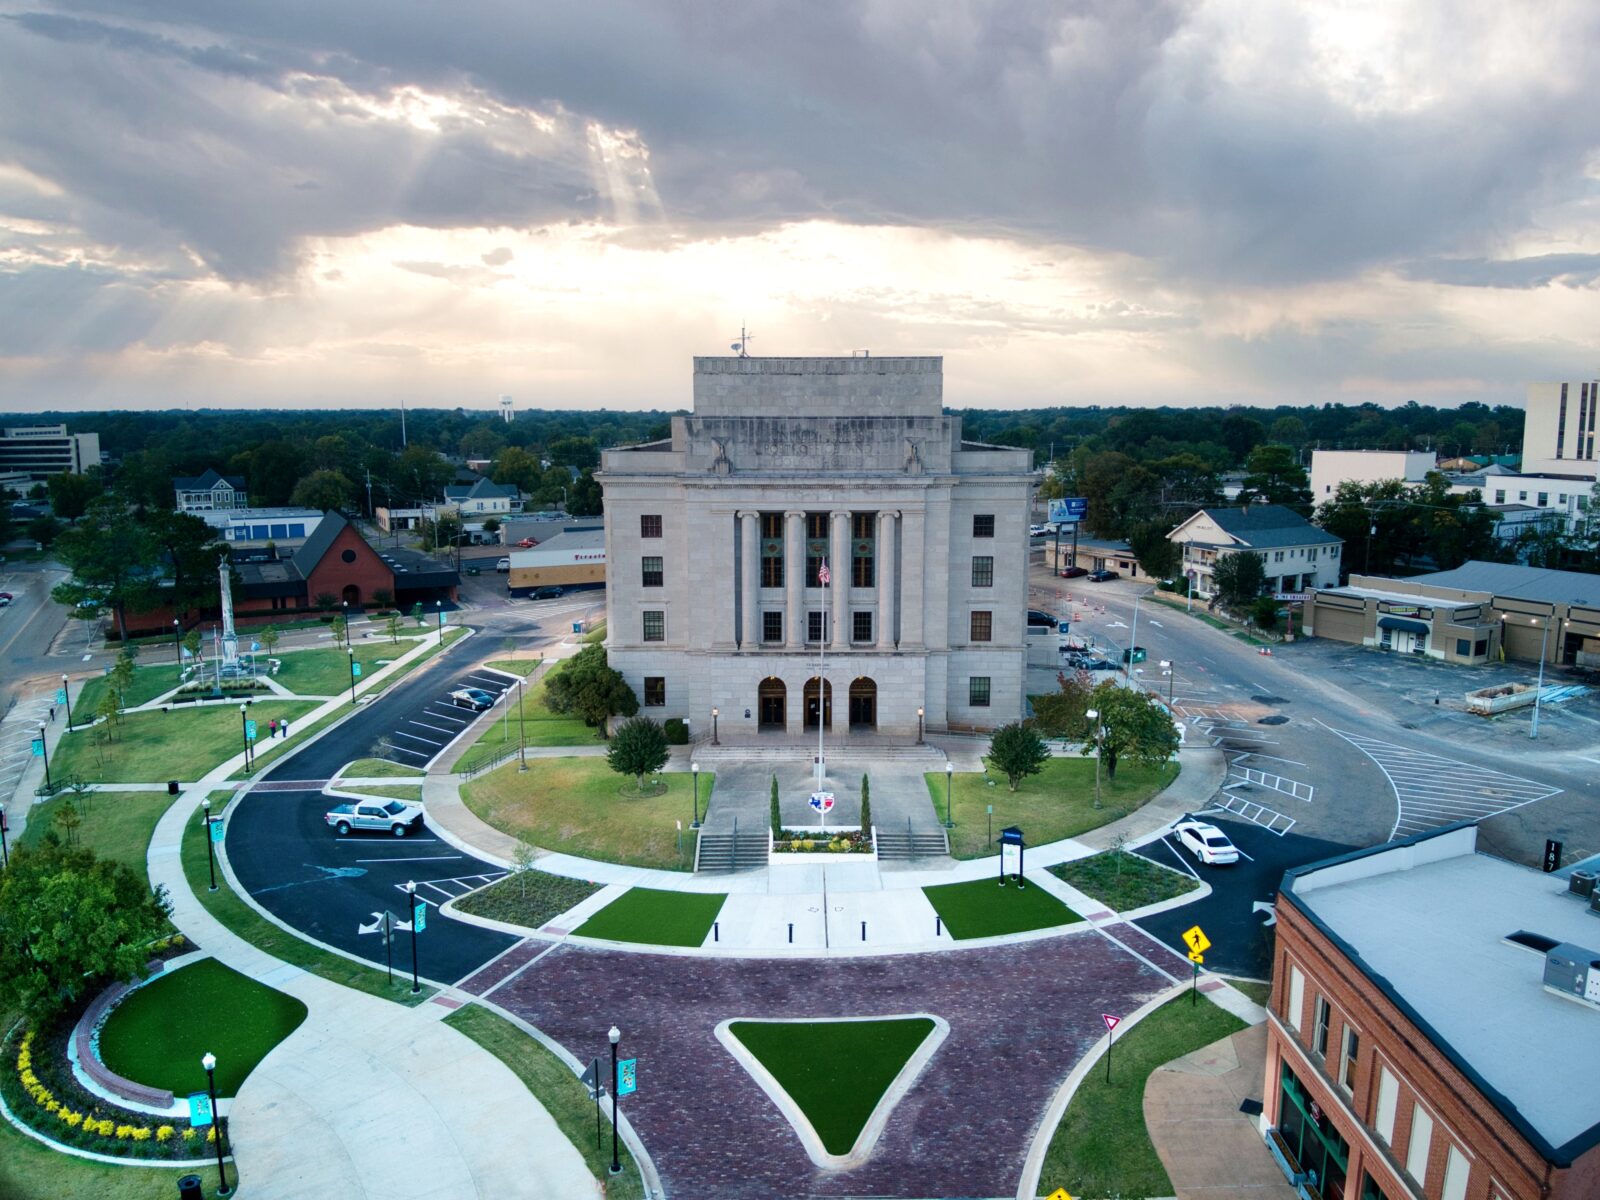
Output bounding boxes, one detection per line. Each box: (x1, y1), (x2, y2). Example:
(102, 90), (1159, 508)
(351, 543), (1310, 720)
(730, 323), (753, 358)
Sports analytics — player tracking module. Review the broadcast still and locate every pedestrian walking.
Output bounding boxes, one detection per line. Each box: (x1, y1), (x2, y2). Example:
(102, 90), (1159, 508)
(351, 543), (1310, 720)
(279, 719), (289, 738)
(49, 705), (55, 722)
(269, 718), (278, 738)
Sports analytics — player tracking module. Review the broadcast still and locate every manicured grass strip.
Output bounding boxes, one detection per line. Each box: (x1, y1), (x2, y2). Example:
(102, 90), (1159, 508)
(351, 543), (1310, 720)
(19, 791), (173, 875)
(462, 758), (706, 871)
(485, 658), (540, 677)
(98, 959), (307, 1097)
(268, 644), (401, 697)
(0, 1113), (237, 1200)
(1226, 979), (1271, 1007)
(443, 1005), (642, 1200)
(70, 664), (184, 723)
(1048, 851), (1199, 913)
(921, 877), (1082, 940)
(455, 871), (603, 928)
(727, 1018), (934, 1156)
(336, 783), (422, 802)
(464, 672), (599, 758)
(338, 757), (422, 778)
(54, 701), (319, 784)
(925, 758), (1177, 859)
(1039, 994), (1246, 1199)
(181, 815), (433, 1006)
(581, 620), (606, 644)
(574, 888), (725, 947)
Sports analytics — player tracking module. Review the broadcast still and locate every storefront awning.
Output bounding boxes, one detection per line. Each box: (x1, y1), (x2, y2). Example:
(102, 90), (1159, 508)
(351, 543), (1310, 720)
(1378, 616), (1430, 635)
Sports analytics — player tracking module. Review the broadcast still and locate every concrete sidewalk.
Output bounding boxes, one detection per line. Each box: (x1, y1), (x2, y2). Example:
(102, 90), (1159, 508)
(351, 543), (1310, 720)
(146, 772), (598, 1198)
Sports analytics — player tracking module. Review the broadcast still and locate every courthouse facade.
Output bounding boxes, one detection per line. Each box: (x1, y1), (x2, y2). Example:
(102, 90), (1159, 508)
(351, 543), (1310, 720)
(598, 356), (1033, 738)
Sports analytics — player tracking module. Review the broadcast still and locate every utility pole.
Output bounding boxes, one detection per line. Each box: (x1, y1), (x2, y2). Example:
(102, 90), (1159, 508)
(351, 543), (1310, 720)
(365, 468), (374, 518)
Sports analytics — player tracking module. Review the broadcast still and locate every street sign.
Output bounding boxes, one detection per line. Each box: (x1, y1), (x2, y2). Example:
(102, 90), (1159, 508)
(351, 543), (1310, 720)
(1000, 826), (1025, 845)
(251, 641), (260, 652)
(1544, 839), (1563, 873)
(1101, 1013), (1121, 1034)
(353, 663), (362, 677)
(808, 791), (835, 815)
(187, 1091), (213, 1128)
(1188, 949), (1204, 964)
(55, 688), (67, 705)
(618, 1058), (638, 1096)
(1182, 924), (1211, 955)
(413, 902), (426, 932)
(579, 1059), (599, 1097)
(1048, 1189), (1075, 1200)
(209, 818), (225, 844)
(1273, 592), (1306, 602)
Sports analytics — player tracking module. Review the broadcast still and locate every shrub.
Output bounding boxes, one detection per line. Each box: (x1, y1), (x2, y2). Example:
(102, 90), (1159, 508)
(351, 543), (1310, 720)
(663, 717), (688, 745)
(859, 774), (871, 833)
(1251, 595), (1280, 630)
(770, 775), (782, 834)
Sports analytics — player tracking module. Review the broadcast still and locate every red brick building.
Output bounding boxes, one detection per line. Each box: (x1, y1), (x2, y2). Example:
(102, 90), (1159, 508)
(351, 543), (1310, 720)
(1264, 824), (1600, 1200)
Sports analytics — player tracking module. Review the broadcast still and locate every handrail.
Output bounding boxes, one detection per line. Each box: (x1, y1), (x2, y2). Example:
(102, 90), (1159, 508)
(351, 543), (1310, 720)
(459, 742), (519, 779)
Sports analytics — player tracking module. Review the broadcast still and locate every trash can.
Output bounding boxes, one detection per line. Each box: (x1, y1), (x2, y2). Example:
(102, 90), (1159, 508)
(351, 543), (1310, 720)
(572, 620), (585, 635)
(167, 780), (180, 797)
(1570, 870), (1597, 899)
(176, 1174), (204, 1200)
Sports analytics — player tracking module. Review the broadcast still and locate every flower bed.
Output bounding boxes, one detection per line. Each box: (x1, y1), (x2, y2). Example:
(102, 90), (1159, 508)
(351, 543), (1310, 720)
(4, 1009), (220, 1161)
(772, 827), (873, 854)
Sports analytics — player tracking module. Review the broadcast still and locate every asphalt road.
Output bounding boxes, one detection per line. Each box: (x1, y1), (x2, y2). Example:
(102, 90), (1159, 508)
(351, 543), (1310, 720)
(1132, 816), (1356, 979)
(226, 633), (525, 986)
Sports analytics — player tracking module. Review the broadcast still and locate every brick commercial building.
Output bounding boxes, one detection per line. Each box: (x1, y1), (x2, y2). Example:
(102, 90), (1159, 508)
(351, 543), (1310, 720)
(1265, 824), (1600, 1200)
(597, 356), (1034, 738)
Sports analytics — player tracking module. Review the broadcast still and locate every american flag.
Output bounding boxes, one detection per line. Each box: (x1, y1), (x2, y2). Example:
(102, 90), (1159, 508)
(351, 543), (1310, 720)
(818, 558), (830, 586)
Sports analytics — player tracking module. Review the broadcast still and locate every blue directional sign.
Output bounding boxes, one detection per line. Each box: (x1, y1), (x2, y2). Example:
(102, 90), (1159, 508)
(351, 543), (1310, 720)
(187, 1091), (213, 1128)
(55, 688), (67, 706)
(245, 720), (257, 740)
(352, 662), (362, 677)
(209, 818), (225, 844)
(617, 1058), (638, 1096)
(413, 903), (426, 932)
(250, 641), (261, 652)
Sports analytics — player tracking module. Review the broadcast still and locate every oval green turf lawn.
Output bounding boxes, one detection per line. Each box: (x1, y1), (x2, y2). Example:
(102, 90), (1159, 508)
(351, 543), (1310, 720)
(98, 958), (308, 1097)
(728, 1017), (935, 1156)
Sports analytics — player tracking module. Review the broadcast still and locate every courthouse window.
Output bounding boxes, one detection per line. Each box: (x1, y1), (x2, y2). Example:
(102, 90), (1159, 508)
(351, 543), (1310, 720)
(973, 514), (995, 538)
(760, 511), (784, 588)
(969, 677), (991, 707)
(852, 611), (872, 642)
(971, 556), (994, 587)
(808, 611), (825, 642)
(640, 514), (662, 538)
(970, 611), (993, 642)
(641, 556), (663, 587)
(642, 611), (664, 642)
(852, 512), (875, 588)
(643, 677), (665, 706)
(762, 611), (783, 643)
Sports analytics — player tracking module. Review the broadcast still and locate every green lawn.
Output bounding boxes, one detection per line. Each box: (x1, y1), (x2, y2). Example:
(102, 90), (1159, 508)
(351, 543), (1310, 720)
(181, 815), (433, 1005)
(443, 1005), (642, 1200)
(1048, 851), (1199, 913)
(727, 1018), (935, 1156)
(485, 658), (540, 677)
(338, 757), (422, 778)
(926, 758), (1178, 858)
(0, 1116), (236, 1200)
(269, 644), (403, 697)
(1227, 979), (1272, 1007)
(574, 887), (725, 946)
(53, 700), (319, 784)
(462, 758), (707, 870)
(581, 620), (606, 643)
(455, 871), (602, 928)
(922, 877), (1082, 939)
(99, 958), (307, 1097)
(463, 675), (599, 760)
(70, 664), (184, 722)
(336, 783), (422, 802)
(1039, 994), (1246, 1199)
(19, 790), (173, 874)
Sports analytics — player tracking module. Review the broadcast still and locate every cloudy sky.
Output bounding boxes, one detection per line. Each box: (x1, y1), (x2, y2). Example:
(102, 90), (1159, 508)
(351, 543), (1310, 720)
(1, 0), (1597, 413)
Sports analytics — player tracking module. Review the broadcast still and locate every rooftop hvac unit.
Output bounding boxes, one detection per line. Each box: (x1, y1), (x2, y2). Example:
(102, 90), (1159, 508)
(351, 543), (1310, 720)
(1590, 889), (1600, 916)
(1571, 871), (1598, 899)
(1543, 944), (1600, 1008)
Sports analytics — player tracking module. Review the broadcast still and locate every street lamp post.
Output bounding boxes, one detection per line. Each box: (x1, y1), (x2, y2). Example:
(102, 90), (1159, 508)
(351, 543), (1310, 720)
(406, 881), (421, 994)
(36, 723), (51, 793)
(517, 676), (527, 771)
(0, 803), (9, 868)
(173, 618), (182, 682)
(435, 600), (444, 641)
(1127, 586), (1155, 686)
(608, 1026), (622, 1175)
(1086, 708), (1102, 809)
(347, 647), (358, 705)
(1531, 616), (1553, 740)
(711, 707), (719, 746)
(238, 702), (251, 771)
(691, 761), (701, 828)
(201, 799), (218, 892)
(1160, 659), (1175, 708)
(916, 706), (924, 745)
(61, 673), (73, 732)
(201, 1052), (232, 1196)
(943, 760), (954, 829)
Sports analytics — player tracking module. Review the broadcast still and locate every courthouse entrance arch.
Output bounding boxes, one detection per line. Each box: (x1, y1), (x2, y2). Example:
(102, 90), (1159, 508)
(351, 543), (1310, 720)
(848, 677), (877, 731)
(757, 678), (787, 731)
(803, 678), (833, 731)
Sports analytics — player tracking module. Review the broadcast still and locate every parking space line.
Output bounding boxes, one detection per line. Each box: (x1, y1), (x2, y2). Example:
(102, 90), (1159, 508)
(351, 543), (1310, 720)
(388, 745), (429, 759)
(408, 719), (455, 735)
(393, 730), (444, 747)
(426, 708), (469, 724)
(355, 855), (463, 863)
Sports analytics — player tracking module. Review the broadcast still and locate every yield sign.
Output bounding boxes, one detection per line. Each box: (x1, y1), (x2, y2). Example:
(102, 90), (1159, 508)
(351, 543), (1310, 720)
(1101, 1013), (1121, 1034)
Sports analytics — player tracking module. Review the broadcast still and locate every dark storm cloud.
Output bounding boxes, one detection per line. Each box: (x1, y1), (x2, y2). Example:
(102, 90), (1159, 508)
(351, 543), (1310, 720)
(5, 1), (1598, 288)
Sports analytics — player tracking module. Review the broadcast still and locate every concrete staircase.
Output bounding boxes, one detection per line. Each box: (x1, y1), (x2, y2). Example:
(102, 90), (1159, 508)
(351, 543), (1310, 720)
(693, 825), (770, 873)
(873, 823), (951, 861)
(689, 741), (945, 764)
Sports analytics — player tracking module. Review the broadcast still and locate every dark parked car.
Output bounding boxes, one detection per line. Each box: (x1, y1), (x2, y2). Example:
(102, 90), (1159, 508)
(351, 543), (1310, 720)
(1087, 569), (1120, 582)
(448, 687), (497, 711)
(533, 585), (565, 599)
(1059, 566), (1089, 579)
(1026, 609), (1056, 629)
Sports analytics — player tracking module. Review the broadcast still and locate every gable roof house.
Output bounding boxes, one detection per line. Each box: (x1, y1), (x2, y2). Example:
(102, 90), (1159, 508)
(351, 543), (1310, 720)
(442, 478), (522, 517)
(173, 469), (248, 513)
(1169, 504), (1344, 598)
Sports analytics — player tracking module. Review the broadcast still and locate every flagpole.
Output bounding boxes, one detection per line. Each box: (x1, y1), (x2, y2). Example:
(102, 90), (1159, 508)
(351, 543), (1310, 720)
(817, 558), (827, 795)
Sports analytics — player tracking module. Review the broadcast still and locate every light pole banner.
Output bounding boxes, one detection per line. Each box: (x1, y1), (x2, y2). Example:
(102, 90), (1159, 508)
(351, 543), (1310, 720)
(188, 1092), (214, 1127)
(617, 1058), (638, 1096)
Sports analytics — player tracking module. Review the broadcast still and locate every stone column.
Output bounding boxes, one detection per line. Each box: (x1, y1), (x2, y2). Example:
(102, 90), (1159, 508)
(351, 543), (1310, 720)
(830, 510), (850, 649)
(784, 510), (805, 648)
(877, 510), (897, 649)
(739, 511), (759, 649)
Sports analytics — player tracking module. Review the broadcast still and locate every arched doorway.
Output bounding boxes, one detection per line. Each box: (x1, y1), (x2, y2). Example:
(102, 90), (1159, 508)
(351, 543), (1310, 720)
(803, 678), (833, 731)
(342, 583), (362, 607)
(848, 677), (877, 731)
(757, 678), (787, 731)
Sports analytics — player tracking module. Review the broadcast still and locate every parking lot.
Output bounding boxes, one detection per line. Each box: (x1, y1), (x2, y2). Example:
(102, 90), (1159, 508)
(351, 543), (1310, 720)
(367, 666), (517, 769)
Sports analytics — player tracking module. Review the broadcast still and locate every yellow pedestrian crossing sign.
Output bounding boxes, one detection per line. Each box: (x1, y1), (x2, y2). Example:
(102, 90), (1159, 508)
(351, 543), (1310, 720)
(1047, 1190), (1074, 1200)
(1182, 924), (1210, 955)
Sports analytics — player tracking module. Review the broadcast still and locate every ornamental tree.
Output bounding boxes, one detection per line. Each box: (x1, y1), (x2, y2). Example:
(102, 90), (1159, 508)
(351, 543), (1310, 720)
(606, 717), (669, 789)
(543, 644), (638, 737)
(985, 721), (1051, 792)
(1080, 680), (1180, 780)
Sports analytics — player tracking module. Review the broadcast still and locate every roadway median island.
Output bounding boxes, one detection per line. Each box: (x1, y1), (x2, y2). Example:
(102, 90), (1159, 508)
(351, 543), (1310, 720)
(52, 700), (320, 784)
(573, 887), (726, 947)
(1048, 849), (1200, 913)
(925, 759), (1178, 859)
(460, 758), (710, 871)
(454, 871), (603, 929)
(922, 878), (1083, 939)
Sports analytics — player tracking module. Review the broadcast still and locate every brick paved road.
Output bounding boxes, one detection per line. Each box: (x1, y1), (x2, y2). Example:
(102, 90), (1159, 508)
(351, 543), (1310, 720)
(488, 935), (1171, 1199)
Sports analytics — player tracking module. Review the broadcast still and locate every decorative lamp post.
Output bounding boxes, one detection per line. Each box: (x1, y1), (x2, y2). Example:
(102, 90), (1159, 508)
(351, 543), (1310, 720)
(347, 646), (358, 705)
(916, 706), (924, 745)
(406, 881), (421, 994)
(173, 618), (182, 682)
(36, 723), (51, 793)
(201, 1052), (231, 1196)
(1531, 615), (1554, 740)
(201, 798), (218, 892)
(691, 761), (701, 828)
(1086, 708), (1102, 809)
(0, 802), (9, 869)
(517, 676), (528, 771)
(711, 707), (719, 746)
(238, 702), (251, 771)
(943, 760), (954, 829)
(608, 1026), (622, 1175)
(1160, 659), (1175, 708)
(435, 600), (443, 640)
(62, 673), (74, 732)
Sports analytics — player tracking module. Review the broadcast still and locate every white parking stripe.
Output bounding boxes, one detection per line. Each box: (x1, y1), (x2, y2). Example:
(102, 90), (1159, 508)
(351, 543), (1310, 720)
(408, 719), (454, 735)
(388, 744), (430, 758)
(426, 708), (469, 724)
(392, 730), (445, 747)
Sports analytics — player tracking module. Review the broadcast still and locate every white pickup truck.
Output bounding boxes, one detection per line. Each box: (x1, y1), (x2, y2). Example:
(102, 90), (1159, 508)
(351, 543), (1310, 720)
(326, 799), (425, 837)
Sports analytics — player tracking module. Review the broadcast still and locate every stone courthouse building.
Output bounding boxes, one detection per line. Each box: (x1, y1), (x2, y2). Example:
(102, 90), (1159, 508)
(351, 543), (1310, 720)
(598, 356), (1034, 739)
